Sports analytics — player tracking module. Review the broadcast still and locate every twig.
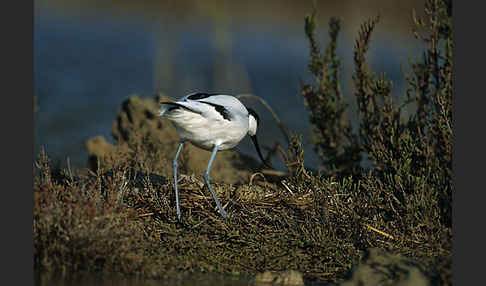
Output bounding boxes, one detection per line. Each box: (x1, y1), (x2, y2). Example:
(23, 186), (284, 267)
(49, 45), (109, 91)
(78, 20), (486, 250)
(222, 201), (229, 210)
(363, 223), (421, 244)
(66, 157), (74, 183)
(364, 223), (395, 240)
(138, 212), (155, 217)
(261, 169), (288, 177)
(192, 218), (210, 229)
(325, 193), (348, 198)
(250, 172), (265, 185)
(281, 180), (294, 195)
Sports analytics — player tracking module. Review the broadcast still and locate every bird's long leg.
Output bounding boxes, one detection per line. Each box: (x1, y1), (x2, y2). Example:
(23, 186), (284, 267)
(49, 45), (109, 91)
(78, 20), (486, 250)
(204, 145), (228, 218)
(173, 140), (185, 221)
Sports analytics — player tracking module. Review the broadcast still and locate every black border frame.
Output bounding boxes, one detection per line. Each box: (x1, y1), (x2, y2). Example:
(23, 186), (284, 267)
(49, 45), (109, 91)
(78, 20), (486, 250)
(4, 0), (34, 285)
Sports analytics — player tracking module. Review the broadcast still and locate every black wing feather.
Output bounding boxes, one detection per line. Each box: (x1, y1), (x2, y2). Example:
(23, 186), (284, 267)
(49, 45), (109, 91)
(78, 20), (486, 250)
(199, 101), (232, 121)
(187, 92), (220, 100)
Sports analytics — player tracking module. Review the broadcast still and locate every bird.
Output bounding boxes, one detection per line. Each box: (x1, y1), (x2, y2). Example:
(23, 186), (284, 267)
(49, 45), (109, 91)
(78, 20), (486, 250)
(159, 92), (269, 221)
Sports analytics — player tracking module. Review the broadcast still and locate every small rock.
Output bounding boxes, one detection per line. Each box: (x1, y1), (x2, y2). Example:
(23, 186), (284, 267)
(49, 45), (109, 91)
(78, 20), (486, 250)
(254, 271), (278, 283)
(339, 248), (431, 286)
(254, 270), (304, 285)
(85, 136), (115, 158)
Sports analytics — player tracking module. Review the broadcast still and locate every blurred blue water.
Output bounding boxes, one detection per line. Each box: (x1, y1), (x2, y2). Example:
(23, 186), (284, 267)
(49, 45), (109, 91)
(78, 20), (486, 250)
(34, 8), (423, 171)
(35, 12), (155, 168)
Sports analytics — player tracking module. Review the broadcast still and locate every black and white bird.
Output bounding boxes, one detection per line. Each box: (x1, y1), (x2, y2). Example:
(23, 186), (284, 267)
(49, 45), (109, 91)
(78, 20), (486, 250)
(159, 92), (268, 221)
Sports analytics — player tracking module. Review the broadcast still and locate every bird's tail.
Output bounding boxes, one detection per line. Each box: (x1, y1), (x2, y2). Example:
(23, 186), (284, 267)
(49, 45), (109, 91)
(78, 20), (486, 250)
(159, 101), (202, 117)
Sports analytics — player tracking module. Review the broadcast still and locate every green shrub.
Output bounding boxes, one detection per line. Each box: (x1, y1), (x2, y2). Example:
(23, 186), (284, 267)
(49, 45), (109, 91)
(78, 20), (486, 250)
(301, 0), (452, 226)
(298, 0), (452, 283)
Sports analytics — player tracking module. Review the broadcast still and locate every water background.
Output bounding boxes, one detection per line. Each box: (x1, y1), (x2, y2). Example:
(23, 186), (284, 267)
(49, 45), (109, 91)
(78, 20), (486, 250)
(34, 0), (426, 171)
